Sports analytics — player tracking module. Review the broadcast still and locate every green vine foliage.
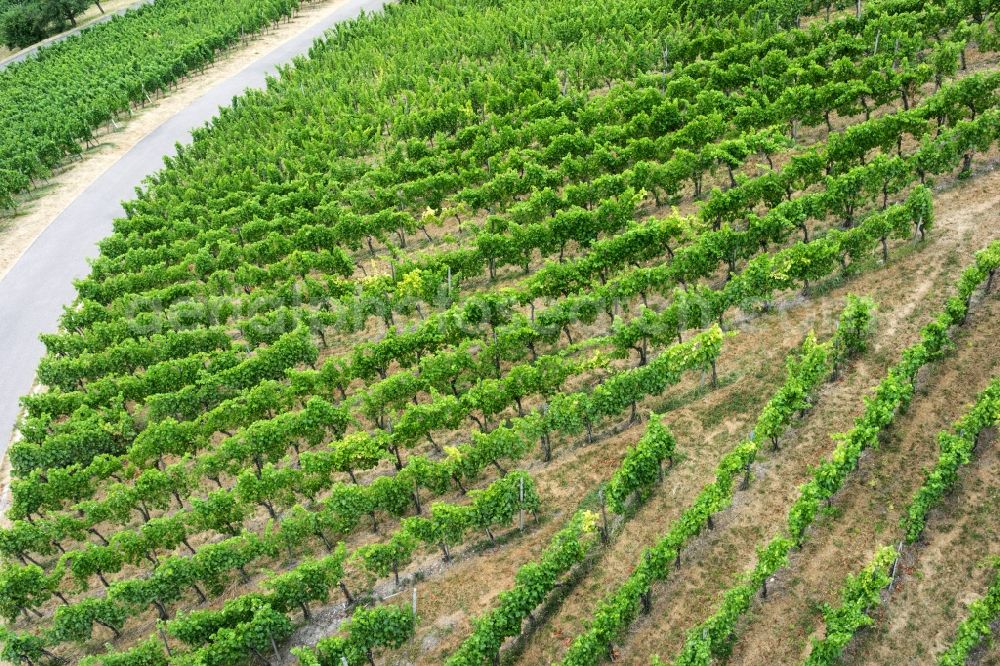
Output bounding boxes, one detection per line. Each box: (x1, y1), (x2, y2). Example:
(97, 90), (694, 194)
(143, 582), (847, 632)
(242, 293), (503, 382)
(664, 536), (793, 666)
(605, 415), (676, 514)
(446, 511), (600, 665)
(831, 294), (876, 370)
(902, 377), (1000, 543)
(937, 558), (1000, 666)
(292, 605), (416, 666)
(803, 546), (897, 666)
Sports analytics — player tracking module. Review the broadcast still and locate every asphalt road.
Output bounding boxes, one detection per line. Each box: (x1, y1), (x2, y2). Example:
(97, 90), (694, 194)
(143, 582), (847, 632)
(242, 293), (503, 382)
(0, 0), (390, 454)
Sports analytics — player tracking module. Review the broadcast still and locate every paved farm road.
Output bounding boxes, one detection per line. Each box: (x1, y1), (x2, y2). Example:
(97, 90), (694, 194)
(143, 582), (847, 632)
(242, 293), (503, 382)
(0, 0), (390, 453)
